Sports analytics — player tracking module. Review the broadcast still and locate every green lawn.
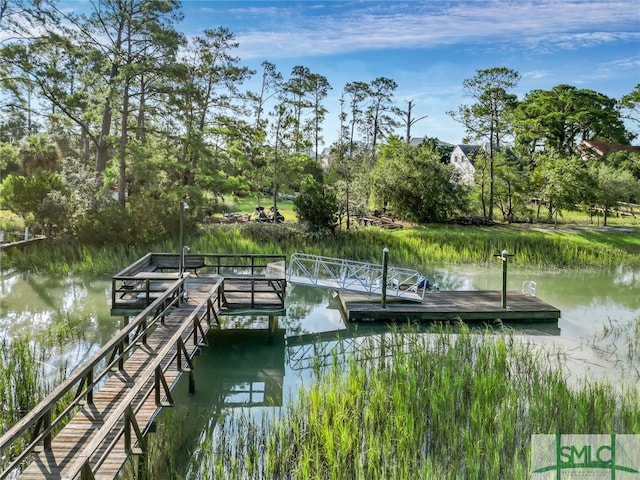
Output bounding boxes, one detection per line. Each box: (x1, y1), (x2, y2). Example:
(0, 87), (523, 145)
(220, 194), (297, 222)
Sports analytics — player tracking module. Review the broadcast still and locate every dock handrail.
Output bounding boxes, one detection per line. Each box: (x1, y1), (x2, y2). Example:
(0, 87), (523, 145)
(0, 275), (209, 479)
(59, 277), (223, 479)
(149, 253), (286, 276)
(522, 280), (537, 297)
(112, 254), (288, 314)
(287, 253), (427, 301)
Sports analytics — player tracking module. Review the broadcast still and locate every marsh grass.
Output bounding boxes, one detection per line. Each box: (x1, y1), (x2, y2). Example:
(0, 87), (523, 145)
(593, 315), (640, 380)
(188, 326), (640, 479)
(191, 223), (640, 269)
(4, 221), (639, 274)
(120, 409), (189, 480)
(0, 329), (71, 469)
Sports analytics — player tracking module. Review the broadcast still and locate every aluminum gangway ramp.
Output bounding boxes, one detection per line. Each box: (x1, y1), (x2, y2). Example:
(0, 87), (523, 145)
(287, 253), (428, 302)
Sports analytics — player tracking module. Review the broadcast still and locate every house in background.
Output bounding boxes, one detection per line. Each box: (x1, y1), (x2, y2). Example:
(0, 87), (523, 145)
(449, 144), (521, 185)
(409, 136), (454, 149)
(410, 137), (481, 184)
(580, 140), (640, 160)
(450, 144), (482, 184)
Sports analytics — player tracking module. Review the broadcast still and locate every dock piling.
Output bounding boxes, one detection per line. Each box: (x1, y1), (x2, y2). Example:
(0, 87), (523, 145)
(381, 247), (389, 308)
(494, 250), (514, 309)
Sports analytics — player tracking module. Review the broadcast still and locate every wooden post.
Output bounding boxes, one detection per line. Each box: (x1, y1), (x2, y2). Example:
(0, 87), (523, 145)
(381, 247), (389, 308)
(122, 316), (130, 344)
(189, 370), (195, 394)
(268, 316), (278, 344)
(494, 250), (514, 309)
(179, 199), (189, 278)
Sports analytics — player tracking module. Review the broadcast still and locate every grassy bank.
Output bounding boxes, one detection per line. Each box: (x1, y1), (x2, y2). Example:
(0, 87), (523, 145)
(187, 326), (640, 479)
(6, 222), (639, 274)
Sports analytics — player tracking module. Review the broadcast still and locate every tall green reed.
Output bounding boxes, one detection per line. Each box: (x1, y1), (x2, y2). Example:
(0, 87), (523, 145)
(186, 326), (640, 479)
(0, 333), (71, 469)
(4, 222), (640, 274)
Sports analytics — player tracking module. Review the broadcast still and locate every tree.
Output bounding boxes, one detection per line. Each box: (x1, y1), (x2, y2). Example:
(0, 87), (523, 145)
(284, 65), (312, 153)
(620, 83), (640, 137)
(77, 0), (183, 176)
(590, 164), (639, 226)
(492, 149), (530, 223)
(1, 0), (182, 184)
(369, 137), (468, 222)
(281, 66), (331, 162)
(18, 134), (60, 175)
(606, 150), (640, 180)
(0, 171), (67, 232)
(448, 67), (520, 221)
(532, 153), (591, 223)
(305, 72), (331, 164)
(0, 141), (19, 183)
(335, 83), (370, 230)
(343, 81), (369, 158)
(294, 175), (339, 233)
(366, 77), (398, 163)
(163, 27), (252, 189)
(249, 61), (282, 131)
(395, 100), (428, 143)
(269, 102), (294, 215)
(514, 84), (631, 157)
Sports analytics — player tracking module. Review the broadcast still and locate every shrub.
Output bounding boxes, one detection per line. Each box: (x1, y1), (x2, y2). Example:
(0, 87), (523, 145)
(293, 176), (339, 234)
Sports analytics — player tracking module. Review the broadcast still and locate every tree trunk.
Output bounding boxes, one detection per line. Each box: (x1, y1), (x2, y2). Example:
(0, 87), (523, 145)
(136, 75), (146, 142)
(95, 97), (112, 175)
(118, 81), (130, 208)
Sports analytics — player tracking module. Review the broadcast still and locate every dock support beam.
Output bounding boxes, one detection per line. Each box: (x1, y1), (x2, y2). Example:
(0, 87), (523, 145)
(268, 316), (278, 344)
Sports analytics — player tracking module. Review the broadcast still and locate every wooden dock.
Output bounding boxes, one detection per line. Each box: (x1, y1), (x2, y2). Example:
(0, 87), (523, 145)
(111, 253), (287, 316)
(0, 235), (46, 251)
(339, 290), (561, 323)
(1, 252), (289, 480)
(9, 275), (221, 480)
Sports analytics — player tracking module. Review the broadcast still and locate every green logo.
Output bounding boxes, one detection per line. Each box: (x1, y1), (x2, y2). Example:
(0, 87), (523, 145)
(531, 434), (640, 479)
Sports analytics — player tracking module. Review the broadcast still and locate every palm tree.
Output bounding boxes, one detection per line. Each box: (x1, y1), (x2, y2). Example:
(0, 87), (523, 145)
(18, 134), (61, 175)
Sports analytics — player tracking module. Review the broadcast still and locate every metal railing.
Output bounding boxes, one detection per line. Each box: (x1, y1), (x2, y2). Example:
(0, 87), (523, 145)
(287, 253), (427, 301)
(522, 280), (537, 297)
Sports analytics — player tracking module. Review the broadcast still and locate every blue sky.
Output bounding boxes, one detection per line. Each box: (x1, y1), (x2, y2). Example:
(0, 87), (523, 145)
(179, 0), (640, 146)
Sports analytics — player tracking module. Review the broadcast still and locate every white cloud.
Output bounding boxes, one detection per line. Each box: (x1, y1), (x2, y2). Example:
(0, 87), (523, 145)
(223, 0), (640, 59)
(523, 70), (553, 80)
(609, 56), (640, 70)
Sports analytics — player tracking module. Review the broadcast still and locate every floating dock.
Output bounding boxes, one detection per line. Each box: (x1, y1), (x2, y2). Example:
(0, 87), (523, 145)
(339, 290), (561, 323)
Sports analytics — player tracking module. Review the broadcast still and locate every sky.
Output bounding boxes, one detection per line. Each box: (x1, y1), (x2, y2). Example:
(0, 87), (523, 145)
(177, 0), (640, 147)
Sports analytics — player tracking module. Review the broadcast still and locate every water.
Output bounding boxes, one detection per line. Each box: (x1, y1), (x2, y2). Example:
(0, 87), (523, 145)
(1, 267), (638, 474)
(0, 271), (119, 372)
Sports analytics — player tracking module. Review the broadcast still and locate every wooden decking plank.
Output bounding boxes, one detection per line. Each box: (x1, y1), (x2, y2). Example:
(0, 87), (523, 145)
(16, 269), (283, 480)
(19, 279), (221, 480)
(340, 290), (561, 323)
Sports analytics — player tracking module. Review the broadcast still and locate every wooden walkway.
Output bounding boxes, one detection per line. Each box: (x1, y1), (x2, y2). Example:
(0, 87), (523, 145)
(340, 290), (561, 323)
(0, 235), (46, 251)
(1, 253), (288, 480)
(1, 275), (223, 480)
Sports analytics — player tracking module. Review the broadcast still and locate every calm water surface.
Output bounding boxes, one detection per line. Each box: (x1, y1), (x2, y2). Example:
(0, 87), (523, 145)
(1, 266), (638, 473)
